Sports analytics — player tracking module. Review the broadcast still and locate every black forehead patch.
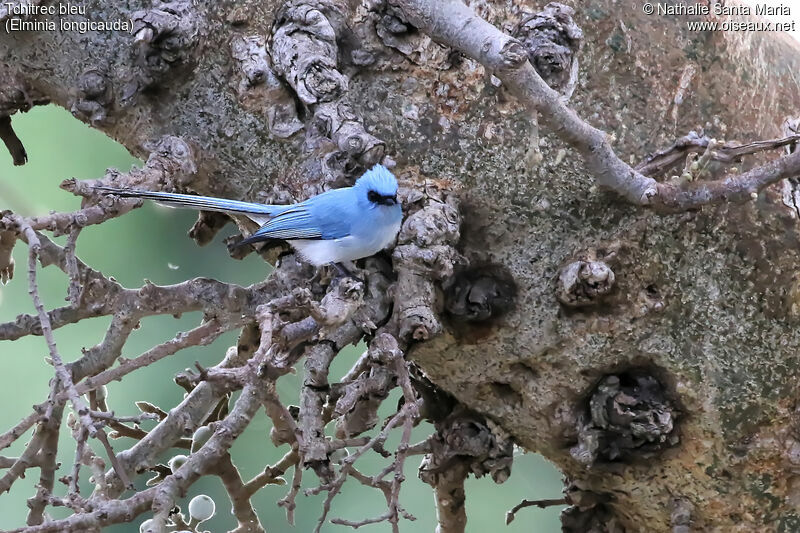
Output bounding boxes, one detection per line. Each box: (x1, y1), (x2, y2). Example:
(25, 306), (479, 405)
(368, 190), (395, 202)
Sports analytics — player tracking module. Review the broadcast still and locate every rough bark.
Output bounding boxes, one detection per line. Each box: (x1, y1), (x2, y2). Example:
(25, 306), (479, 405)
(3, 0), (800, 530)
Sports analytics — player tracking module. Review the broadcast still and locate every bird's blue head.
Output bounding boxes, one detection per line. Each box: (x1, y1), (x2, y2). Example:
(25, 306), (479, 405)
(355, 164), (399, 207)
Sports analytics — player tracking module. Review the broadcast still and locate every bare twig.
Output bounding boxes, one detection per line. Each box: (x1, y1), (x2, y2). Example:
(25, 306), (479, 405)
(636, 131), (800, 177)
(212, 454), (265, 533)
(63, 227), (82, 305)
(244, 449), (298, 497)
(68, 426), (88, 496)
(89, 410), (159, 425)
(0, 409), (40, 451)
(0, 115), (27, 165)
(278, 456), (303, 525)
(340, 468), (416, 528)
(386, 344), (418, 532)
(24, 400), (64, 526)
(0, 398), (60, 495)
(95, 429), (133, 491)
(308, 400), (422, 533)
(505, 497), (568, 525)
(656, 148), (800, 211)
(15, 218), (95, 441)
(80, 319), (232, 392)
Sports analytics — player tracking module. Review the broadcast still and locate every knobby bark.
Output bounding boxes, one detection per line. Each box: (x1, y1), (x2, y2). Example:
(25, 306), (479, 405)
(2, 0), (800, 531)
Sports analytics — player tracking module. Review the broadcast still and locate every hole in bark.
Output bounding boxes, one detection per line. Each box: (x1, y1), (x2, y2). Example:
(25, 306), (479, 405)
(443, 263), (518, 342)
(510, 361), (539, 381)
(489, 382), (522, 406)
(444, 264), (517, 322)
(570, 367), (680, 467)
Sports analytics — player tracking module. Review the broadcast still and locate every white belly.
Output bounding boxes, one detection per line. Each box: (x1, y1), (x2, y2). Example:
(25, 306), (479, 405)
(289, 219), (401, 266)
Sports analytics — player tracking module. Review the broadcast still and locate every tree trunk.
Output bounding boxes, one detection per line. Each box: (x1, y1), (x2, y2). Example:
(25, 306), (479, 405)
(3, 0), (800, 530)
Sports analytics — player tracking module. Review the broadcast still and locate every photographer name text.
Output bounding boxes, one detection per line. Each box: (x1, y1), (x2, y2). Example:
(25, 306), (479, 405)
(641, 2), (795, 32)
(647, 2), (789, 16)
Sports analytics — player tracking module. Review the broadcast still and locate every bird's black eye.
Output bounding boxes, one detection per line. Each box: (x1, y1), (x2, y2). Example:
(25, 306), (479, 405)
(367, 190), (381, 204)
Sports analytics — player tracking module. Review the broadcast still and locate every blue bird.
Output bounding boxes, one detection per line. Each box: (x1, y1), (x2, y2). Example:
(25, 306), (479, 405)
(95, 165), (403, 272)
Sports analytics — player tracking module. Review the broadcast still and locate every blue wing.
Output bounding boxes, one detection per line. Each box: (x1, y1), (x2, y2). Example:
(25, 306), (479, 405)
(242, 188), (354, 244)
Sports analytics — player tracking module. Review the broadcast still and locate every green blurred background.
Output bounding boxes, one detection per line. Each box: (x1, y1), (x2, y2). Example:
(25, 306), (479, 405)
(0, 106), (564, 532)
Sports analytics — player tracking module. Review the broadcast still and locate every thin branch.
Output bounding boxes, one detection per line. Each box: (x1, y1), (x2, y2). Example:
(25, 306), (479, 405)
(79, 319), (231, 393)
(385, 346), (418, 532)
(278, 456), (303, 526)
(0, 115), (27, 165)
(505, 498), (568, 525)
(656, 148), (800, 211)
(25, 400), (65, 525)
(331, 509), (396, 529)
(0, 398), (59, 494)
(636, 132), (800, 177)
(341, 468), (416, 527)
(243, 449), (298, 497)
(212, 454), (265, 533)
(17, 218), (95, 437)
(8, 487), (156, 533)
(68, 426), (88, 496)
(63, 227), (82, 305)
(89, 410), (159, 425)
(308, 400), (422, 533)
(0, 409), (40, 451)
(95, 428), (133, 491)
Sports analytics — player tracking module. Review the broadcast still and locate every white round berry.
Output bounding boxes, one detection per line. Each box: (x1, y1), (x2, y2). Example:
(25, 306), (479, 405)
(168, 454), (188, 473)
(188, 494), (216, 522)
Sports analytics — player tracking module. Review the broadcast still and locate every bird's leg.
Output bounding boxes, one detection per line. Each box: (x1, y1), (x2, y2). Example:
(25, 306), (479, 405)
(310, 267), (326, 286)
(333, 262), (356, 278)
(332, 262), (364, 283)
(332, 262), (351, 277)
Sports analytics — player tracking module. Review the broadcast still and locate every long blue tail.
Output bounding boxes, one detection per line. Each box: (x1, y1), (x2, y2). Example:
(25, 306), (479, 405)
(94, 186), (283, 218)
